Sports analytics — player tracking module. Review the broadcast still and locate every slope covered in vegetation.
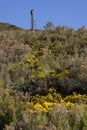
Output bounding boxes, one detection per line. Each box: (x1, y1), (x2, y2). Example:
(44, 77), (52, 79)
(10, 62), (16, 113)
(0, 23), (87, 129)
(0, 23), (87, 95)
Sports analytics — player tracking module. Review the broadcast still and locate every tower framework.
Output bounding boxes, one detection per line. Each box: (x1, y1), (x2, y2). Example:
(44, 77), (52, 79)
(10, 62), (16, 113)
(31, 10), (35, 30)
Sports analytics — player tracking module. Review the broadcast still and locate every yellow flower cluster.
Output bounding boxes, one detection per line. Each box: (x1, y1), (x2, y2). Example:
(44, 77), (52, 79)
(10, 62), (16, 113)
(31, 101), (57, 113)
(56, 69), (70, 79)
(33, 103), (47, 112)
(66, 101), (75, 107)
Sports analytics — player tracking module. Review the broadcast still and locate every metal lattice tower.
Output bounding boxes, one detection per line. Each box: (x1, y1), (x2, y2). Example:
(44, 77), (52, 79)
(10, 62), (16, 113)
(30, 9), (35, 30)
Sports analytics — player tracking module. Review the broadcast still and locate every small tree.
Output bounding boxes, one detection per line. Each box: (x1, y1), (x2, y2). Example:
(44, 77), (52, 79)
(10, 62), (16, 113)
(43, 22), (55, 30)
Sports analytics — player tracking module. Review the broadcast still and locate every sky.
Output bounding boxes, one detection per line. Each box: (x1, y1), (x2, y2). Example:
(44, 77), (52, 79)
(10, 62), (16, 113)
(0, 0), (87, 30)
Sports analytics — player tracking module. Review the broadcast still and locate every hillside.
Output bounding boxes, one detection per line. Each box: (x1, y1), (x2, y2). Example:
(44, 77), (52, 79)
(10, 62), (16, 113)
(0, 22), (23, 31)
(0, 23), (87, 129)
(0, 23), (87, 95)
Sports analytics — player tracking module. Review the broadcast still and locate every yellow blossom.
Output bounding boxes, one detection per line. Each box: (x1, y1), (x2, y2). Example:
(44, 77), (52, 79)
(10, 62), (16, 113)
(66, 101), (75, 107)
(33, 103), (47, 112)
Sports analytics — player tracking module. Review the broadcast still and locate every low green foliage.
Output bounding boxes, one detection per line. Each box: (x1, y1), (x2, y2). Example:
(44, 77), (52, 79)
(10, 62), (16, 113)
(0, 23), (87, 129)
(0, 86), (87, 129)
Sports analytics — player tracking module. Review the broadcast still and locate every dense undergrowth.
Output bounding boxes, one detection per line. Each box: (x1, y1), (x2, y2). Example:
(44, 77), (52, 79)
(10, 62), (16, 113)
(0, 23), (87, 129)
